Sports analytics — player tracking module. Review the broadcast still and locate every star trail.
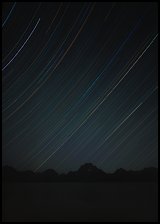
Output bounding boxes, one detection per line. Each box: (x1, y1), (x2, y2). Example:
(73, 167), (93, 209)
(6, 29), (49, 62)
(2, 2), (158, 173)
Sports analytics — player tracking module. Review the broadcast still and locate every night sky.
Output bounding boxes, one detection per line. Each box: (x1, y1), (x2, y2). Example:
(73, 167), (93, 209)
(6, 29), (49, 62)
(2, 2), (158, 173)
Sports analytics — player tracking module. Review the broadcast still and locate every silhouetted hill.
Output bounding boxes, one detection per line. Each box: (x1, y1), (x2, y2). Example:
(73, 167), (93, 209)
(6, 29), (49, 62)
(66, 163), (107, 182)
(2, 164), (158, 182)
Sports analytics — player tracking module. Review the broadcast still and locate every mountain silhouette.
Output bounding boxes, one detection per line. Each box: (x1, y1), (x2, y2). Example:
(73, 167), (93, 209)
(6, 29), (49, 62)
(66, 163), (107, 181)
(2, 163), (158, 182)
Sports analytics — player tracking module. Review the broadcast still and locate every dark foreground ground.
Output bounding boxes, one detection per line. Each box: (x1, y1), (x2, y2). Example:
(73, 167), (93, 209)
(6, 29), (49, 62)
(2, 182), (158, 222)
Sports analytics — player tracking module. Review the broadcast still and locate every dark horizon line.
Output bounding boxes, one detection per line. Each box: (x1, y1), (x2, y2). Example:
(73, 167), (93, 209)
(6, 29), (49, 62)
(2, 163), (158, 175)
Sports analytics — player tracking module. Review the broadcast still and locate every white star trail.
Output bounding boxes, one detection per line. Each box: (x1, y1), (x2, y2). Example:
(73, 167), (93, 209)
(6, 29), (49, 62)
(2, 3), (42, 64)
(2, 18), (41, 71)
(2, 2), (16, 28)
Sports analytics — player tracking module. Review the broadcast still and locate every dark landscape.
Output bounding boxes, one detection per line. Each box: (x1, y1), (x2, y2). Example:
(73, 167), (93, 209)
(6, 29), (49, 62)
(2, 164), (158, 222)
(2, 163), (158, 182)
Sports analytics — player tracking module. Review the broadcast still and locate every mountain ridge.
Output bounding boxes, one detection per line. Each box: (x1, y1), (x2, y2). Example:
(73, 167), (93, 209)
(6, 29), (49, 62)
(2, 163), (158, 182)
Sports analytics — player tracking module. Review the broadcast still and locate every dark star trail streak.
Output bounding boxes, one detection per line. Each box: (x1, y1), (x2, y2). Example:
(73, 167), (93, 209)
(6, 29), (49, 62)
(2, 2), (158, 173)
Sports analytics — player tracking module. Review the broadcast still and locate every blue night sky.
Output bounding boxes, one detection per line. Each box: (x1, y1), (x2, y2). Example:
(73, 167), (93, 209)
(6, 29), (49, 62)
(2, 2), (158, 173)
